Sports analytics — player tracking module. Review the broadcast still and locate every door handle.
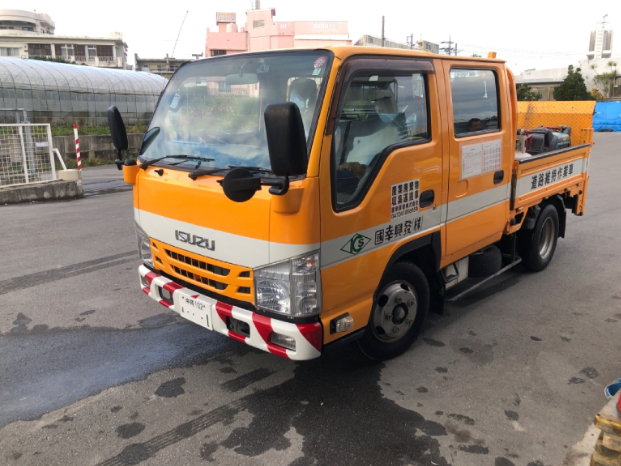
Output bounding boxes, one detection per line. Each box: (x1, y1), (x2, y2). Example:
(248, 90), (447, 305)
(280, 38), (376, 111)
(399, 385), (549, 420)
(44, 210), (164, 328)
(493, 170), (504, 185)
(420, 189), (435, 208)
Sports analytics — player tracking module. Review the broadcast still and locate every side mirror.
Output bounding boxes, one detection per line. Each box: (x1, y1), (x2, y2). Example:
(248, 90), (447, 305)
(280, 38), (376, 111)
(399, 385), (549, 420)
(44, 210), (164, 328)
(107, 106), (129, 171)
(264, 102), (307, 184)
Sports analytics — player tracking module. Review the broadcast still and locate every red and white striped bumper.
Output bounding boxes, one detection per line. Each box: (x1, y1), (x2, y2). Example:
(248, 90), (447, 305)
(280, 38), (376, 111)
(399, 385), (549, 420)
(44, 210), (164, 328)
(138, 265), (322, 360)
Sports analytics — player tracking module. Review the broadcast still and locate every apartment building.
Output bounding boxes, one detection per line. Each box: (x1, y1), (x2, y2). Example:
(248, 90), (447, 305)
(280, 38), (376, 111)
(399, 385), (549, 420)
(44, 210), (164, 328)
(0, 9), (128, 69)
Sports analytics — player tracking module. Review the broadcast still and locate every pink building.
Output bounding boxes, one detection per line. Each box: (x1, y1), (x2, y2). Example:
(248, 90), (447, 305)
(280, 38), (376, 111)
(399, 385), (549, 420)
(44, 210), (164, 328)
(205, 7), (351, 58)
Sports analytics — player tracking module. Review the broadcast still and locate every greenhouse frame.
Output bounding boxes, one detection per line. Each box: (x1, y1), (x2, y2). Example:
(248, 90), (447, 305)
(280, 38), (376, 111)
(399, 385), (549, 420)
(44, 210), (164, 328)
(0, 58), (167, 126)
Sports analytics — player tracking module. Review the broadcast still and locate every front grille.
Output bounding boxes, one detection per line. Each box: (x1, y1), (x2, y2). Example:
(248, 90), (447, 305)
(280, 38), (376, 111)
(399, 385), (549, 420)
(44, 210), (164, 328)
(170, 265), (228, 290)
(150, 239), (254, 302)
(166, 250), (230, 277)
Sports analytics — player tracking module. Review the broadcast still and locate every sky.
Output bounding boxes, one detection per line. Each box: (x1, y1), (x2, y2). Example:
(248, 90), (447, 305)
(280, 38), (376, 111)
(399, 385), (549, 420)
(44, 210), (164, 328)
(15, 0), (621, 73)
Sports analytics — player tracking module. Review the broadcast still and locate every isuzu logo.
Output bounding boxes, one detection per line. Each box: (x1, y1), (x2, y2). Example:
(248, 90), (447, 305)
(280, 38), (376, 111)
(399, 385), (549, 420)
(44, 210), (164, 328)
(175, 230), (215, 251)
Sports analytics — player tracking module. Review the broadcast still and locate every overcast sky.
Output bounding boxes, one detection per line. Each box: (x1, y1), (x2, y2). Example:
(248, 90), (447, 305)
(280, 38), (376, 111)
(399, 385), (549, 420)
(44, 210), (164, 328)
(16, 0), (621, 73)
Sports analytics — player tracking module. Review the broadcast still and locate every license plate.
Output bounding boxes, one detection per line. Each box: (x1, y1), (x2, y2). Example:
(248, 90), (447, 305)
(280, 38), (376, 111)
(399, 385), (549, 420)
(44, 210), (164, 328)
(175, 291), (213, 330)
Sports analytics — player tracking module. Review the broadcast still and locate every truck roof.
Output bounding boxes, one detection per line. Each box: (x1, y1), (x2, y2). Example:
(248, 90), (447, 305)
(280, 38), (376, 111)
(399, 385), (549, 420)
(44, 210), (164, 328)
(197, 46), (506, 64)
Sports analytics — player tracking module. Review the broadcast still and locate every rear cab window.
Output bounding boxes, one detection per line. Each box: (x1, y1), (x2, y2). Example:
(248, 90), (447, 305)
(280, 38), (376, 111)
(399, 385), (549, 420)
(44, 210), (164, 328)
(450, 69), (499, 137)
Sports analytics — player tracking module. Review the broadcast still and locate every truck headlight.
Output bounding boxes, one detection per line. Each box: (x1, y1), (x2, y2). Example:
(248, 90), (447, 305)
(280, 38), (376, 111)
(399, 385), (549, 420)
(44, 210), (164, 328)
(135, 222), (153, 267)
(254, 252), (321, 318)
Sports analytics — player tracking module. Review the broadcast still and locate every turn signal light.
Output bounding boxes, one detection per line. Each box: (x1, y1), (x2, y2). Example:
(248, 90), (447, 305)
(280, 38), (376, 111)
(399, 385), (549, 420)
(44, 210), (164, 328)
(334, 315), (354, 333)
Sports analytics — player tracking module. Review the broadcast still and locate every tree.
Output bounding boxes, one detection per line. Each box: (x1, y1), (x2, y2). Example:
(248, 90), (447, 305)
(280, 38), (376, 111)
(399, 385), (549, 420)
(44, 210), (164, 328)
(591, 61), (617, 99)
(590, 88), (605, 101)
(471, 53), (482, 58)
(553, 65), (594, 101)
(516, 84), (542, 101)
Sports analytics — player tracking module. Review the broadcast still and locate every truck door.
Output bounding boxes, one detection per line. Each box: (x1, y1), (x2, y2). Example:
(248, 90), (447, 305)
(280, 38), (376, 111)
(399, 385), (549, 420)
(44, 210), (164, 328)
(442, 62), (512, 257)
(318, 57), (444, 341)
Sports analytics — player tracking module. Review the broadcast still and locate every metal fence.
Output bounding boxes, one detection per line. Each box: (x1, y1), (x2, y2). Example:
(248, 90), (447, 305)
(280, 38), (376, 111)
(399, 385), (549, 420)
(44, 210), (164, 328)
(0, 123), (57, 186)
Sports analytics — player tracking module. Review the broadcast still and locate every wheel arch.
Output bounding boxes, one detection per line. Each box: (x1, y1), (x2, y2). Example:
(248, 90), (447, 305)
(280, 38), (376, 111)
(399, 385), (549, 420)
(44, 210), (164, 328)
(374, 231), (442, 305)
(522, 195), (566, 238)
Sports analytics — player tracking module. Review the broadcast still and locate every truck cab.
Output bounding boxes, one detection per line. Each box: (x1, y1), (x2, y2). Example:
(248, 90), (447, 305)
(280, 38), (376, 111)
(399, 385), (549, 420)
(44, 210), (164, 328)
(114, 46), (592, 360)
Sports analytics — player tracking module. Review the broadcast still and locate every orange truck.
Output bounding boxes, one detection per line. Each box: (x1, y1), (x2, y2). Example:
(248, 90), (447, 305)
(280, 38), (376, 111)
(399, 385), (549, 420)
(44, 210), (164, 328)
(108, 46), (594, 360)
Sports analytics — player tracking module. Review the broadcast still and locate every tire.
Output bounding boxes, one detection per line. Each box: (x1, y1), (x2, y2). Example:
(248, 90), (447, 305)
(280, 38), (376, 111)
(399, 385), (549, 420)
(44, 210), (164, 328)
(468, 245), (502, 277)
(519, 204), (559, 272)
(357, 261), (429, 361)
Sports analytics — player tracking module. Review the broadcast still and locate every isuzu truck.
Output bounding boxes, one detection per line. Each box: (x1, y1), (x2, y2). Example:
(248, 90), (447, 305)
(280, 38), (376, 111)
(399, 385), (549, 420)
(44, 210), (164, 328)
(108, 46), (594, 360)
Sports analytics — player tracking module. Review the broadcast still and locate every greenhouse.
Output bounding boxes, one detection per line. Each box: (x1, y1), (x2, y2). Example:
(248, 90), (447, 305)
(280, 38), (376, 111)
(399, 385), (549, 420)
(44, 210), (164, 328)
(0, 57), (167, 126)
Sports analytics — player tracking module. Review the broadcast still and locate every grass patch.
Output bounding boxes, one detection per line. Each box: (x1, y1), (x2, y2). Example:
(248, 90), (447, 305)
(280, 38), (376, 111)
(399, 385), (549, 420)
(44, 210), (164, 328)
(51, 123), (146, 137)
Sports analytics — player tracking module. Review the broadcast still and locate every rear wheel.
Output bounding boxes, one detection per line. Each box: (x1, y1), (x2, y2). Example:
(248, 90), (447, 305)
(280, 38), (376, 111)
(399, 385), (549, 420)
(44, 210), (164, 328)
(520, 204), (559, 272)
(357, 262), (429, 360)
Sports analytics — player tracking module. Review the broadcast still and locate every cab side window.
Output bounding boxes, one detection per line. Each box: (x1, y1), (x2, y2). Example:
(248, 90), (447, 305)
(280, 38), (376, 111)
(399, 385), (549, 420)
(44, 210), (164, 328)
(333, 72), (429, 208)
(450, 69), (499, 136)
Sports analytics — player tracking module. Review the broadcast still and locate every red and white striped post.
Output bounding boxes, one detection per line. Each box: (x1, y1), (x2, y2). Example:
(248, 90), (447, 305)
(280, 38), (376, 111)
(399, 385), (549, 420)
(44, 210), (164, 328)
(73, 124), (82, 171)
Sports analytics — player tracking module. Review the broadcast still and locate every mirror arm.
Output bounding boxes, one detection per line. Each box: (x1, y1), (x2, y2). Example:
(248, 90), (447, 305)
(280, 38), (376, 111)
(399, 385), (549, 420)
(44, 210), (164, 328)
(266, 174), (289, 196)
(114, 149), (123, 171)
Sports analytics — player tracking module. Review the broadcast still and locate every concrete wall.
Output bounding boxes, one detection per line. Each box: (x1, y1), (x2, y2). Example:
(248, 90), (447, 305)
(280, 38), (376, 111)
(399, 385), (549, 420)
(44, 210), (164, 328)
(52, 133), (144, 163)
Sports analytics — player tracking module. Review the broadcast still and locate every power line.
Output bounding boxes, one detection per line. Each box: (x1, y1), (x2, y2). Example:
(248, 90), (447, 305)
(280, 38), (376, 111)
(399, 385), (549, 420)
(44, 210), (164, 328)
(460, 43), (584, 57)
(171, 10), (189, 58)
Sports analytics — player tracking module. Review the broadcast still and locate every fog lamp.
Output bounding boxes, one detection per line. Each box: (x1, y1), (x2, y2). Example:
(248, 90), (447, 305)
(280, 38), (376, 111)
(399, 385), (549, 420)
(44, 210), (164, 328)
(271, 333), (296, 351)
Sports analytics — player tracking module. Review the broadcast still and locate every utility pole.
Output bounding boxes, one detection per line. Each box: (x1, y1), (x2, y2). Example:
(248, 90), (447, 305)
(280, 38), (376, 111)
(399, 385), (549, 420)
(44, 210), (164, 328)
(381, 16), (385, 47)
(191, 53), (203, 60)
(406, 34), (414, 49)
(440, 35), (455, 56)
(600, 14), (608, 28)
(454, 42), (458, 56)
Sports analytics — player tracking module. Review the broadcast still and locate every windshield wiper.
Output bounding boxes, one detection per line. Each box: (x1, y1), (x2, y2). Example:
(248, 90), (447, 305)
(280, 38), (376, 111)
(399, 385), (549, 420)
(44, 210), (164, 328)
(140, 155), (214, 170)
(188, 167), (228, 180)
(188, 165), (273, 181)
(227, 165), (273, 174)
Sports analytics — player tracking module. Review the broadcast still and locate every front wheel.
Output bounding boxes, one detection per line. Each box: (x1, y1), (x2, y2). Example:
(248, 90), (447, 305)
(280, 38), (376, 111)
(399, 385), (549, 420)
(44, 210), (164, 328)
(519, 204), (559, 272)
(357, 262), (429, 360)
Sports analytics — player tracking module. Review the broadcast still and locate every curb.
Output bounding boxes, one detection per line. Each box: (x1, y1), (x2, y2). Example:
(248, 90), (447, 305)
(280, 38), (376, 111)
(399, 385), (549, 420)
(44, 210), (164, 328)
(0, 179), (84, 205)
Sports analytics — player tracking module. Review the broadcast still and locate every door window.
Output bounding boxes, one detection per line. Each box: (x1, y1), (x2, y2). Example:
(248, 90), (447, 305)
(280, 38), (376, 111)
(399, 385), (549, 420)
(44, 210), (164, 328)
(450, 69), (499, 136)
(333, 72), (429, 207)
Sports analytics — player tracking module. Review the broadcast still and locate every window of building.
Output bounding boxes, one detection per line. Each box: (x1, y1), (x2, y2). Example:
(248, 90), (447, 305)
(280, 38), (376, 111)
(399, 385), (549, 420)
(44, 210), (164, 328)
(0, 26), (14, 30)
(450, 69), (499, 136)
(60, 45), (75, 59)
(218, 81), (231, 93)
(157, 64), (167, 72)
(0, 48), (20, 57)
(86, 45), (97, 60)
(22, 27), (34, 31)
(28, 44), (52, 56)
(96, 45), (113, 57)
(253, 20), (264, 28)
(211, 50), (226, 56)
(333, 72), (429, 206)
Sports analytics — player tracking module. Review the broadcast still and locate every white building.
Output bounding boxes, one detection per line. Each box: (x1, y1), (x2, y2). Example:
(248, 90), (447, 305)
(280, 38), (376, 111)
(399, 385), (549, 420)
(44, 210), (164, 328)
(0, 9), (128, 69)
(588, 27), (613, 60)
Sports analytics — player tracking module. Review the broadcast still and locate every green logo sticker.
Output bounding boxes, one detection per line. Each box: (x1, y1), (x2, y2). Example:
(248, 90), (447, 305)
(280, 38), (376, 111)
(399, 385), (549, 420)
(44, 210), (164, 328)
(340, 233), (371, 255)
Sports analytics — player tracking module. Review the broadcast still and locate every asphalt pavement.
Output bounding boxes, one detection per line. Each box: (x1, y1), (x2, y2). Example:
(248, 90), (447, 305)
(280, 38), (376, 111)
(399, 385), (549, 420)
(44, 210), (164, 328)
(0, 134), (620, 466)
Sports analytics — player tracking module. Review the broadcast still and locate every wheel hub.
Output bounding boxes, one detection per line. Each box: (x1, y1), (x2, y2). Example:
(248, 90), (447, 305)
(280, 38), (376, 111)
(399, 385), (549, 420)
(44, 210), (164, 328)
(372, 282), (417, 342)
(538, 217), (555, 259)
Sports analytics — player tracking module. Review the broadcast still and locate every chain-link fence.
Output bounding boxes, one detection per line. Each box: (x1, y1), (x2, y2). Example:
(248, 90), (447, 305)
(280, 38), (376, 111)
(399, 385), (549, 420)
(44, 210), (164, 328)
(0, 124), (56, 186)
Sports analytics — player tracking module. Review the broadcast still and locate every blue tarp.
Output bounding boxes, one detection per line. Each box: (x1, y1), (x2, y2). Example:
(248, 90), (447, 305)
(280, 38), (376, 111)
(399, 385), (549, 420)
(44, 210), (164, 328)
(593, 101), (621, 132)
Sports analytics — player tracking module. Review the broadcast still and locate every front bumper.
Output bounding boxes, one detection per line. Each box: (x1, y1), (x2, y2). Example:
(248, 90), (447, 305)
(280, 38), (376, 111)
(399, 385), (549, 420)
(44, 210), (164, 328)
(138, 265), (322, 360)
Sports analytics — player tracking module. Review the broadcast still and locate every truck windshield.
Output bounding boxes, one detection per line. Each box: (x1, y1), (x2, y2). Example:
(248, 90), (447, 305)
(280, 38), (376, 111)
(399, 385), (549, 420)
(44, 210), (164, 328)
(140, 51), (333, 171)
